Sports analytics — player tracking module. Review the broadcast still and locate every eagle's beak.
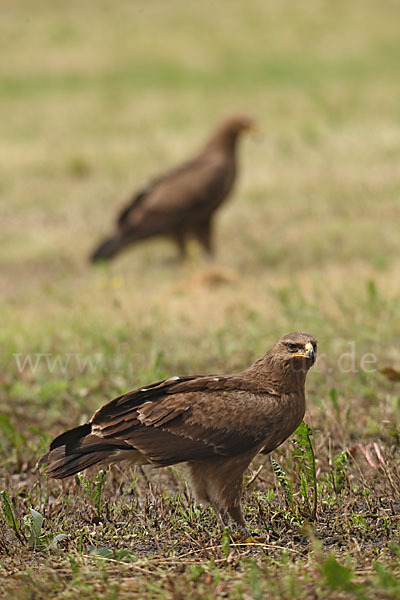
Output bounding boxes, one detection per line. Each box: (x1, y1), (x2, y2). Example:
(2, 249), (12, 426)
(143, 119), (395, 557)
(293, 342), (315, 363)
(246, 122), (259, 135)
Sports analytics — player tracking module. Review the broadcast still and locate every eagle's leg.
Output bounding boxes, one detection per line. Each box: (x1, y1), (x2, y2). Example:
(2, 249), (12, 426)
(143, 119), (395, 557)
(172, 233), (187, 261)
(212, 507), (231, 531)
(194, 219), (214, 256)
(225, 503), (250, 539)
(187, 456), (253, 538)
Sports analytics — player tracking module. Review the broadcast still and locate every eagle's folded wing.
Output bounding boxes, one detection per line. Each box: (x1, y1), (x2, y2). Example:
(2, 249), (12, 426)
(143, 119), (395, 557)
(116, 155), (232, 237)
(88, 375), (276, 466)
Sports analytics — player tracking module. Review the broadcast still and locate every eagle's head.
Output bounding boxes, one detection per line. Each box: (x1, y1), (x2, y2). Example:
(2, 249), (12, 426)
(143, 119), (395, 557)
(272, 332), (317, 373)
(223, 113), (257, 135)
(206, 113), (257, 152)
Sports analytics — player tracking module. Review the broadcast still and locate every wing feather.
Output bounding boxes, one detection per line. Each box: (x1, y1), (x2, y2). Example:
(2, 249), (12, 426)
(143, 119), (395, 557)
(89, 375), (280, 466)
(116, 154), (233, 236)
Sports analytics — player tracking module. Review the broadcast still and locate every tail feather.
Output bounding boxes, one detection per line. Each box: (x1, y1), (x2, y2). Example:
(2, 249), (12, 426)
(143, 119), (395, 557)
(90, 232), (138, 263)
(40, 424), (132, 479)
(43, 448), (113, 479)
(48, 423), (91, 451)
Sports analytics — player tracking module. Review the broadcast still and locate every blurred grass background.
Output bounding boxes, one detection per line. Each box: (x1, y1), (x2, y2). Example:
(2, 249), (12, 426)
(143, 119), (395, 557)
(1, 0), (400, 442)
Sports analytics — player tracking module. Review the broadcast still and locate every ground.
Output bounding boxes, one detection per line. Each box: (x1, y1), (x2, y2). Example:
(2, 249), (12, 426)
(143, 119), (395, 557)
(1, 0), (400, 598)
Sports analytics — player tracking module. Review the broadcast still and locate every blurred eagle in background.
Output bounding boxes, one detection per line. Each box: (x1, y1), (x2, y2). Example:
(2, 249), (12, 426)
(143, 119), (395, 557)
(41, 332), (317, 538)
(90, 113), (256, 263)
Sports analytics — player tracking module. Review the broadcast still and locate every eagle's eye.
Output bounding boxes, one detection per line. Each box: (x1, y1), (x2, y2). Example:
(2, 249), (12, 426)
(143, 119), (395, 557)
(287, 343), (298, 353)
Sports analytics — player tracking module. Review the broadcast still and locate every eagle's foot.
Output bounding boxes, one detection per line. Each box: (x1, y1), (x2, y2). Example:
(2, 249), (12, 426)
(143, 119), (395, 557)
(242, 534), (267, 543)
(228, 529), (266, 543)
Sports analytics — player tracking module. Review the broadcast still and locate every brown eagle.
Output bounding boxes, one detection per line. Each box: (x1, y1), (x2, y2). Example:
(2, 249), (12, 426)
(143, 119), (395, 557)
(90, 113), (255, 262)
(40, 332), (316, 538)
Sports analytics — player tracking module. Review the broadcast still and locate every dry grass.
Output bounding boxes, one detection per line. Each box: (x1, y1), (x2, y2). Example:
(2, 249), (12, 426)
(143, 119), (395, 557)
(1, 0), (400, 597)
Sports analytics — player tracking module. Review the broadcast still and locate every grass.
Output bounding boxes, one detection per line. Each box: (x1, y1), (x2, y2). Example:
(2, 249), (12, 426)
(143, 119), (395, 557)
(1, 0), (400, 597)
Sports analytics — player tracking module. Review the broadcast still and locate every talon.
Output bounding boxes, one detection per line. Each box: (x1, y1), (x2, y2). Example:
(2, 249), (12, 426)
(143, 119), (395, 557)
(243, 535), (267, 543)
(228, 532), (266, 543)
